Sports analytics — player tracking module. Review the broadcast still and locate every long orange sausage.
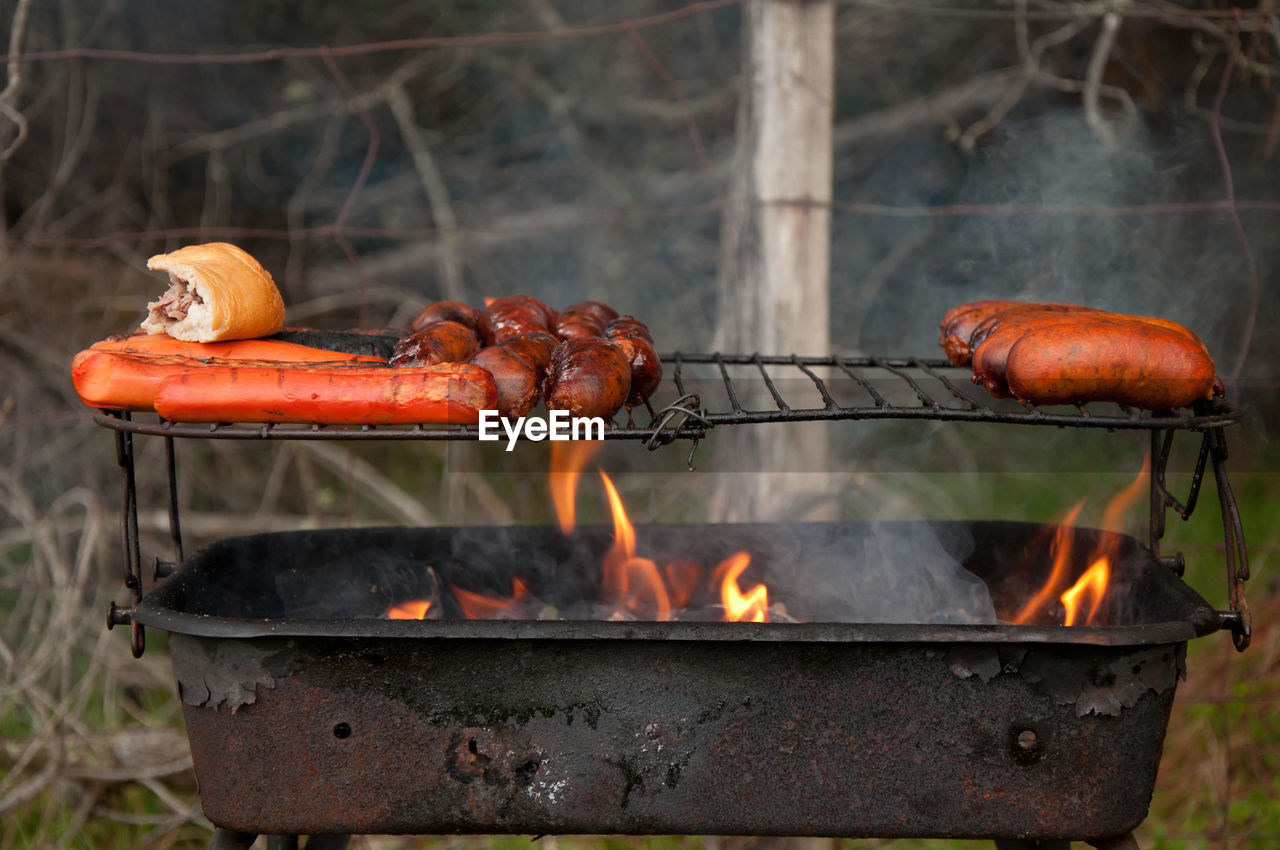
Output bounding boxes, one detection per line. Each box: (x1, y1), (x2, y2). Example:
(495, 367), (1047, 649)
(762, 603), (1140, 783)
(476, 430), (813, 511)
(71, 350), (382, 412)
(152, 362), (497, 425)
(89, 332), (386, 363)
(1004, 320), (1217, 409)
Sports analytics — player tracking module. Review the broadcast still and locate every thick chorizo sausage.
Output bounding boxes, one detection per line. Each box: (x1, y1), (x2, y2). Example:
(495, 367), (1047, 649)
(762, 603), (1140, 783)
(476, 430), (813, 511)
(500, 331), (560, 374)
(554, 305), (606, 341)
(971, 309), (1208, 398)
(468, 346), (540, 417)
(604, 316), (662, 406)
(565, 300), (618, 325)
(1003, 319), (1217, 409)
(938, 300), (1027, 366)
(388, 320), (481, 366)
(410, 300), (485, 334)
(543, 337), (632, 420)
(940, 301), (1095, 366)
(483, 295), (556, 345)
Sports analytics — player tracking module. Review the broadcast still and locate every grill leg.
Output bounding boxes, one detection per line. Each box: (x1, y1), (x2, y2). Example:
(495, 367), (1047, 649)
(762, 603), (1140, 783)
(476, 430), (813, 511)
(305, 838), (351, 850)
(1087, 834), (1139, 850)
(209, 830), (256, 850)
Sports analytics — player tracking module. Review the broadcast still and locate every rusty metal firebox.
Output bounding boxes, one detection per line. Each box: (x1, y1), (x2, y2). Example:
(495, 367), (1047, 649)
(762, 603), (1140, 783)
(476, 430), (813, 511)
(135, 522), (1215, 841)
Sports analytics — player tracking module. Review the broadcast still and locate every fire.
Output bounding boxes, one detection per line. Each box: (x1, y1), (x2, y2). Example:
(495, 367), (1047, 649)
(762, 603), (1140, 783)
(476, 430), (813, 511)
(1061, 558), (1109, 627)
(453, 578), (532, 620)
(599, 470), (671, 620)
(715, 551), (769, 622)
(1012, 501), (1084, 625)
(387, 444), (782, 624)
(550, 441), (603, 534)
(1017, 454), (1150, 627)
(387, 600), (432, 620)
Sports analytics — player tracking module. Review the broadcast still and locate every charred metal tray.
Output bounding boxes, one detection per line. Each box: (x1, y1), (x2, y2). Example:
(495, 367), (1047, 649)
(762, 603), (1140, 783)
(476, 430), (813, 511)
(135, 521), (1220, 841)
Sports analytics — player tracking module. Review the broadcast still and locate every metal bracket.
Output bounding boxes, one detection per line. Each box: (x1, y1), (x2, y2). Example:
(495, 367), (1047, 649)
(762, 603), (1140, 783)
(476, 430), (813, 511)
(1148, 426), (1251, 651)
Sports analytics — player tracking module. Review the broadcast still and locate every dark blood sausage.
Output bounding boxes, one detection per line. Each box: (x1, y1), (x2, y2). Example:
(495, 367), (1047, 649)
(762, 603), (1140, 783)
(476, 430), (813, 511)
(566, 300), (618, 325)
(604, 315), (652, 343)
(501, 331), (560, 374)
(1004, 319), (1217, 410)
(554, 305), (607, 341)
(483, 295), (556, 345)
(970, 309), (1208, 398)
(543, 337), (632, 420)
(410, 300), (485, 334)
(388, 320), (481, 367)
(468, 346), (540, 417)
(604, 316), (662, 406)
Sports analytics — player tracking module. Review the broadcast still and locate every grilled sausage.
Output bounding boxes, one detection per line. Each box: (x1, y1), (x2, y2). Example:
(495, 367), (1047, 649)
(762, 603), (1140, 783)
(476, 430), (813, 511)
(501, 331), (560, 374)
(566, 300), (619, 325)
(938, 300), (1027, 366)
(543, 337), (632, 420)
(483, 295), (557, 345)
(1004, 319), (1217, 409)
(388, 320), (481, 366)
(971, 309), (1208, 398)
(604, 316), (662, 406)
(554, 305), (607, 341)
(410, 300), (485, 334)
(940, 301), (1097, 366)
(604, 315), (653, 343)
(468, 346), (540, 417)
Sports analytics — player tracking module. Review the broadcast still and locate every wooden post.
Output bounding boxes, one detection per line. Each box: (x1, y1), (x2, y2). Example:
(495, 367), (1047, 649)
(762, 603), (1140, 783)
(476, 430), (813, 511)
(715, 0), (836, 522)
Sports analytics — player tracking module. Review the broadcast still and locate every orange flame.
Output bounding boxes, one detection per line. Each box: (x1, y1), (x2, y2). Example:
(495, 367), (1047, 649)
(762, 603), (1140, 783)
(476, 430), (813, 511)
(1012, 501), (1084, 625)
(1061, 558), (1110, 626)
(1015, 454), (1150, 626)
(550, 441), (604, 534)
(1098, 453), (1151, 540)
(387, 600), (432, 620)
(453, 578), (531, 620)
(715, 551), (769, 622)
(599, 470), (671, 620)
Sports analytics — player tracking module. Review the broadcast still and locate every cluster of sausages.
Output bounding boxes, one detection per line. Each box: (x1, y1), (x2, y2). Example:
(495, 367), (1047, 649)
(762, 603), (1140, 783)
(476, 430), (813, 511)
(939, 299), (1220, 410)
(390, 295), (662, 420)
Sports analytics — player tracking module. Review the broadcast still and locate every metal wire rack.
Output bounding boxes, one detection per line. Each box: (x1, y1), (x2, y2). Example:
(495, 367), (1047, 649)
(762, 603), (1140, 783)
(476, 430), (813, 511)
(92, 352), (1240, 444)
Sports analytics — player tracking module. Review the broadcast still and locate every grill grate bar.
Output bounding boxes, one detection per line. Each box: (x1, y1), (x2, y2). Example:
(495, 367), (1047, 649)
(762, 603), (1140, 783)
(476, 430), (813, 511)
(834, 359), (888, 408)
(911, 359), (980, 410)
(753, 355), (790, 411)
(871, 357), (940, 409)
(791, 356), (839, 410)
(713, 353), (745, 412)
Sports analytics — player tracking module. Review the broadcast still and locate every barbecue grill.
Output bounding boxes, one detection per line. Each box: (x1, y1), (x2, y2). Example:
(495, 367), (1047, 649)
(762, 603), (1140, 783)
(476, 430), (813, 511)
(97, 353), (1251, 850)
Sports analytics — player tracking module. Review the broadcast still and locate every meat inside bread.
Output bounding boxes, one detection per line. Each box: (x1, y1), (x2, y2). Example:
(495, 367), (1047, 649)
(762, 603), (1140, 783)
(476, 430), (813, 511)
(141, 242), (285, 342)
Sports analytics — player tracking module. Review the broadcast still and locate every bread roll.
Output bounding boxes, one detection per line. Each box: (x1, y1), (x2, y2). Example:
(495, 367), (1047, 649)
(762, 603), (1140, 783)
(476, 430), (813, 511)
(141, 242), (285, 342)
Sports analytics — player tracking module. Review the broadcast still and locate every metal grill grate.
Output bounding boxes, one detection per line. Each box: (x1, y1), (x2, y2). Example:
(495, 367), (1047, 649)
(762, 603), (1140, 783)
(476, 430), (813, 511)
(92, 351), (1239, 443)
